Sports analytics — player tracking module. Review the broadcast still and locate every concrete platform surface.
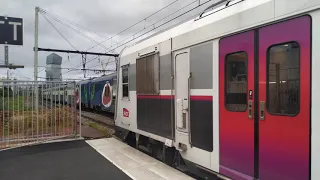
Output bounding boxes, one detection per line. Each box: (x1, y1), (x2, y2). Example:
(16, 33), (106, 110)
(0, 140), (131, 180)
(87, 138), (195, 180)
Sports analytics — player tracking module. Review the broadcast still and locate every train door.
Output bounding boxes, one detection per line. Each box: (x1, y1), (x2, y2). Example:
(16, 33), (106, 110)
(219, 30), (255, 179)
(174, 50), (191, 150)
(258, 16), (311, 180)
(219, 16), (311, 180)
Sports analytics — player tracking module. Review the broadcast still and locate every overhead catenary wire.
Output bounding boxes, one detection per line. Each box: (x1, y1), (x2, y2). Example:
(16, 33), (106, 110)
(37, 77), (88, 81)
(37, 8), (111, 75)
(40, 13), (78, 51)
(37, 59), (116, 79)
(103, 0), (213, 54)
(62, 0), (212, 75)
(37, 65), (115, 71)
(63, 0), (183, 66)
(62, 59), (116, 75)
(38, 11), (80, 74)
(41, 0), (214, 78)
(38, 0), (188, 76)
(101, 0), (200, 52)
(38, 8), (107, 39)
(72, 0), (181, 55)
(11, 71), (32, 80)
(39, 9), (108, 50)
(39, 8), (111, 69)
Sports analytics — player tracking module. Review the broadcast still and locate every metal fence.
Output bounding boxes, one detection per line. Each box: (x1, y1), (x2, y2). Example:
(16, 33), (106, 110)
(0, 80), (81, 150)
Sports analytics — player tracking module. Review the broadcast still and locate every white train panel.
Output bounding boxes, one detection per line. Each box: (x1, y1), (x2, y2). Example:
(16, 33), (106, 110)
(311, 9), (320, 180)
(275, 0), (320, 17)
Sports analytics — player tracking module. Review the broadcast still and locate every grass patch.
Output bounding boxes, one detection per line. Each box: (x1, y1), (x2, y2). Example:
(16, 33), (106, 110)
(0, 96), (31, 111)
(0, 106), (76, 137)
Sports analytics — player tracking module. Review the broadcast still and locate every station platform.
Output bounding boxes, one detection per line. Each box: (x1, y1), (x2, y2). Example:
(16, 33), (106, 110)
(87, 138), (194, 180)
(0, 138), (194, 180)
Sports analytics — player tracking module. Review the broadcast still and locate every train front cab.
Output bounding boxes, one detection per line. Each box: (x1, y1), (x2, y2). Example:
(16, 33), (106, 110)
(115, 1), (320, 180)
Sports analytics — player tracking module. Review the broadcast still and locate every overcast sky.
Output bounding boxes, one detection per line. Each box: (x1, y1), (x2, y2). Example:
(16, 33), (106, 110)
(0, 0), (216, 81)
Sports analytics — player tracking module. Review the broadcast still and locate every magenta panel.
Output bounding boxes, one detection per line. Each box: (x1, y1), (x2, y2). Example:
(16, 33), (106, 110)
(258, 16), (311, 180)
(219, 31), (255, 180)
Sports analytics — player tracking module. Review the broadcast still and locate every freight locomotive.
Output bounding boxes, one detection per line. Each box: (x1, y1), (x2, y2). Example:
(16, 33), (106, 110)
(114, 0), (320, 180)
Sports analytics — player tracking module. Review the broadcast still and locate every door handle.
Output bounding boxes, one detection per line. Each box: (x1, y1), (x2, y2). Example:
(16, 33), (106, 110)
(248, 100), (253, 119)
(260, 101), (265, 120)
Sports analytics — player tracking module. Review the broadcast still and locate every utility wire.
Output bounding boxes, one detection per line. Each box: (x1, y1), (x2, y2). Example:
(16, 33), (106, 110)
(102, 0), (199, 52)
(63, 59), (116, 75)
(38, 8), (107, 39)
(103, 0), (211, 55)
(40, 13), (78, 50)
(45, 0), (211, 77)
(40, 0), (184, 74)
(67, 0), (181, 59)
(38, 77), (86, 81)
(62, 0), (206, 74)
(11, 71), (32, 80)
(37, 64), (115, 71)
(38, 8), (108, 74)
(39, 12), (80, 74)
(65, 0), (182, 62)
(40, 9), (108, 50)
(40, 8), (110, 68)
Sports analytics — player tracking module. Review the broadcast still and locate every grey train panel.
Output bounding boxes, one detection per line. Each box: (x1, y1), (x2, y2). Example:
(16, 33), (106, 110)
(129, 64), (136, 91)
(190, 98), (213, 152)
(160, 97), (174, 138)
(160, 54), (172, 90)
(137, 97), (173, 139)
(190, 42), (213, 89)
(129, 54), (173, 92)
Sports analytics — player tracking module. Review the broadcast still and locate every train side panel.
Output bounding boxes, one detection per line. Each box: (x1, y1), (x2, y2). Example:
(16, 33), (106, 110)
(116, 1), (320, 179)
(311, 9), (320, 180)
(90, 80), (103, 110)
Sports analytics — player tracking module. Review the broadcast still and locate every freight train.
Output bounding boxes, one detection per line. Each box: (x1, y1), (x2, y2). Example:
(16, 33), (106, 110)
(114, 0), (320, 180)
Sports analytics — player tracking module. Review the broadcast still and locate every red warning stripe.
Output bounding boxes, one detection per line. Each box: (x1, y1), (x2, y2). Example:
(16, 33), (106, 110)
(190, 96), (213, 101)
(137, 95), (212, 101)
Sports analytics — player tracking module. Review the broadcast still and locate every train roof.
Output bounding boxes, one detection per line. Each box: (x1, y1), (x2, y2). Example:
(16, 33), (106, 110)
(121, 0), (296, 57)
(78, 73), (116, 84)
(91, 73), (116, 82)
(121, 0), (271, 56)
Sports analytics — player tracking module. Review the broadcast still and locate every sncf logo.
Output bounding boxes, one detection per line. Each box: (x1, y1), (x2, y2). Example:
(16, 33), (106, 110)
(123, 108), (129, 117)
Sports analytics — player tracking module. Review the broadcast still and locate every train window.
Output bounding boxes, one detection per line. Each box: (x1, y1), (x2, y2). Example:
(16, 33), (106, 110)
(122, 65), (129, 98)
(267, 42), (300, 116)
(136, 53), (160, 95)
(225, 51), (248, 112)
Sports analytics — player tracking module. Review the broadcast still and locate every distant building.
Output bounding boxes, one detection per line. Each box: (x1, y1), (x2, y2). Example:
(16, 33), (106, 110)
(46, 53), (62, 81)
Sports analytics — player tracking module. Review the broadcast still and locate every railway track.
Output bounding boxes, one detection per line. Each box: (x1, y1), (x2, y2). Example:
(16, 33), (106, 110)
(79, 110), (115, 129)
(40, 99), (115, 128)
